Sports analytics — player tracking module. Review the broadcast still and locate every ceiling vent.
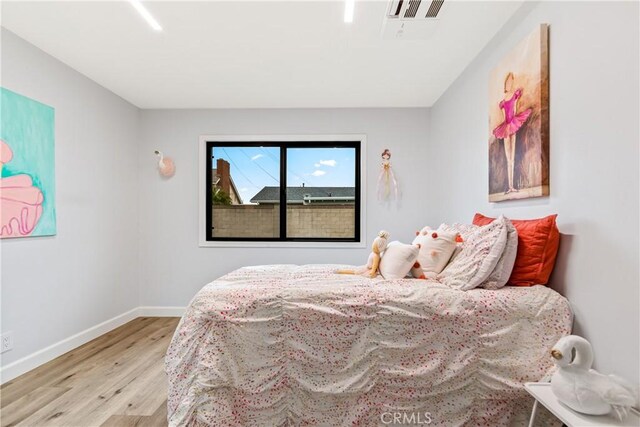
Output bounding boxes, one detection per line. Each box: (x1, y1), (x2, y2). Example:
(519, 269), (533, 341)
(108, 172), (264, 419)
(382, 0), (444, 40)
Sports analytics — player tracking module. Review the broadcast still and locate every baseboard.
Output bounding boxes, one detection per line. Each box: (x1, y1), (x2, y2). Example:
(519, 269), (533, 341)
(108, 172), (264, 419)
(138, 306), (185, 317)
(0, 306), (185, 385)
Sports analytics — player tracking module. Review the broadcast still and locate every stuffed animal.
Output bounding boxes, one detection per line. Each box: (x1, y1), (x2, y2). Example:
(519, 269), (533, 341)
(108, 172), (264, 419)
(337, 230), (390, 278)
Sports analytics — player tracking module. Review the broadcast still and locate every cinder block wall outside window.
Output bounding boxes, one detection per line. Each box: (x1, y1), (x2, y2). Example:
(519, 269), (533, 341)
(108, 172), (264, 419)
(212, 205), (355, 238)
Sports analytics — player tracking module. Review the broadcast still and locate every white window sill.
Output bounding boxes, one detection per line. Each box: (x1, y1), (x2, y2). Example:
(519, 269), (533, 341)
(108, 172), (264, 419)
(198, 240), (366, 249)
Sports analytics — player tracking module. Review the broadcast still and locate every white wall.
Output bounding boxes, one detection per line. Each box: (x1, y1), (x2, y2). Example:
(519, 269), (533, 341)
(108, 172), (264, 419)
(138, 109), (430, 306)
(427, 2), (639, 382)
(0, 30), (140, 371)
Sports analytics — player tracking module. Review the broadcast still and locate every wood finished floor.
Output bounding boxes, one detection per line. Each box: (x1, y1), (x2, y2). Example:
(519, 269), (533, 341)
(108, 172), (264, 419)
(0, 317), (180, 427)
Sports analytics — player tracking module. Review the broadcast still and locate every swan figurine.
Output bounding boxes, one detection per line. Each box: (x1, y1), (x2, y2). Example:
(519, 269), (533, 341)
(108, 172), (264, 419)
(550, 335), (639, 420)
(155, 150), (175, 178)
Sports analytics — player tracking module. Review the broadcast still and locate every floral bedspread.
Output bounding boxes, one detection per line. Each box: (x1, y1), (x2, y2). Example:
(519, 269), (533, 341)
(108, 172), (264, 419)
(166, 265), (572, 426)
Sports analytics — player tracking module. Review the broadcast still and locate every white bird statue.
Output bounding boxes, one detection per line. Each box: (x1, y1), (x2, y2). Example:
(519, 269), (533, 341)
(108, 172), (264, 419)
(155, 150), (175, 178)
(550, 335), (639, 420)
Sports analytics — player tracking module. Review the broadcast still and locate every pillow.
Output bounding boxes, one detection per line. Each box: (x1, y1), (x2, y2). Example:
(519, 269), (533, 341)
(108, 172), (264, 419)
(437, 222), (478, 265)
(379, 241), (420, 280)
(480, 218), (518, 290)
(473, 213), (560, 286)
(412, 227), (459, 274)
(438, 217), (509, 290)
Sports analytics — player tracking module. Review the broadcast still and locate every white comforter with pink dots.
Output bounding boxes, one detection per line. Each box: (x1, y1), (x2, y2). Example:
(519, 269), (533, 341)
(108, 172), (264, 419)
(166, 265), (572, 427)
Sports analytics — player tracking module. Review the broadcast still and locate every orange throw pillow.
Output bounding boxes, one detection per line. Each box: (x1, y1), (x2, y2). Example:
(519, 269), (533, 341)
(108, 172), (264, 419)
(472, 213), (560, 286)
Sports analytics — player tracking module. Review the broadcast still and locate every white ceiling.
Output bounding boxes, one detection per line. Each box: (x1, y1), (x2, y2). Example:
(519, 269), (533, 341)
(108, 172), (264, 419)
(2, 1), (523, 109)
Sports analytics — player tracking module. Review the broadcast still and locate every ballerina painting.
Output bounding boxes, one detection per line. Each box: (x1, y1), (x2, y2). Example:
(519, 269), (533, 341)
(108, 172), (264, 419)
(488, 24), (549, 202)
(0, 88), (56, 238)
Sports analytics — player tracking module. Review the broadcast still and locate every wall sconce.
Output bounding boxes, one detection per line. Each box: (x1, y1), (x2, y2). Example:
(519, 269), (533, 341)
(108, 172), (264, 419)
(155, 150), (175, 178)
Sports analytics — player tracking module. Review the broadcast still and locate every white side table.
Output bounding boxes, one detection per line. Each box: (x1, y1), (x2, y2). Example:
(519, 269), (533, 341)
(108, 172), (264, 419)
(525, 382), (640, 427)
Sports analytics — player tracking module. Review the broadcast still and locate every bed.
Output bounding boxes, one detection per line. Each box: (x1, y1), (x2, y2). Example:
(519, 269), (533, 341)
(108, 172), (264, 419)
(166, 264), (572, 426)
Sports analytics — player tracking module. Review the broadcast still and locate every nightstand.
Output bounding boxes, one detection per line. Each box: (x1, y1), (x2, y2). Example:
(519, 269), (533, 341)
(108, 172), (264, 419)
(525, 382), (640, 427)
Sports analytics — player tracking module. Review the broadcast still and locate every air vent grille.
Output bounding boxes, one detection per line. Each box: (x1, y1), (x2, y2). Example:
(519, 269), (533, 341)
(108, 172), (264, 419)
(392, 0), (404, 17)
(404, 0), (422, 18)
(425, 0), (444, 18)
(383, 0), (443, 40)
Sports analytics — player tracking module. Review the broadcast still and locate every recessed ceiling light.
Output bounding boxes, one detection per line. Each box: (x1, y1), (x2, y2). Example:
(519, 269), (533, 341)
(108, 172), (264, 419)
(130, 0), (163, 32)
(344, 0), (355, 23)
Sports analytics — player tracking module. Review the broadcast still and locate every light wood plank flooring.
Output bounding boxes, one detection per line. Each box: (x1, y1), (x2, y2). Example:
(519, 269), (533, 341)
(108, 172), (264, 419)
(0, 317), (180, 427)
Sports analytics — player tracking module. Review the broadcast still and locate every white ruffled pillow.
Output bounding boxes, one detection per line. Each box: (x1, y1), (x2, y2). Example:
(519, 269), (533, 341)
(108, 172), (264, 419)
(438, 216), (509, 290)
(379, 241), (420, 280)
(481, 218), (518, 290)
(439, 218), (517, 290)
(438, 222), (477, 265)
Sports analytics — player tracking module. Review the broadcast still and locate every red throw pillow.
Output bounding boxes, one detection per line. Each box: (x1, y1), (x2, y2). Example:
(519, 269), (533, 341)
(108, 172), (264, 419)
(472, 213), (560, 286)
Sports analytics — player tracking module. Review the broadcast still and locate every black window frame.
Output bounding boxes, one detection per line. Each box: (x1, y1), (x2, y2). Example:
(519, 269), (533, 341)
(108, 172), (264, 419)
(206, 140), (361, 243)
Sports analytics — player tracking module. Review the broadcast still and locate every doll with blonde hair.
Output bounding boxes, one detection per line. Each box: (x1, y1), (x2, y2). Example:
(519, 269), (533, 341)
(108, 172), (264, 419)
(337, 230), (390, 277)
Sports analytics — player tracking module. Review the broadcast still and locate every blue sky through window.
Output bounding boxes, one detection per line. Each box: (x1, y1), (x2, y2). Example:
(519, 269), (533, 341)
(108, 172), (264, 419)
(212, 146), (356, 204)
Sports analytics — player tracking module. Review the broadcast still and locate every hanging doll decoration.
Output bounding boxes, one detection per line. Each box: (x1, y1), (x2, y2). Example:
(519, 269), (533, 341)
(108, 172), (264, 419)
(377, 149), (398, 202)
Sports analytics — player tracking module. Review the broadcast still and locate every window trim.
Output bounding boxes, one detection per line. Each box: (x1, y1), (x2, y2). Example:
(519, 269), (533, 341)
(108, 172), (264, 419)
(198, 134), (367, 248)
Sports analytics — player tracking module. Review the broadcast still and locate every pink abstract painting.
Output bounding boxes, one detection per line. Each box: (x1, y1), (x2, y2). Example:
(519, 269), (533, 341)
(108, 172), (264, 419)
(0, 88), (55, 238)
(0, 140), (45, 237)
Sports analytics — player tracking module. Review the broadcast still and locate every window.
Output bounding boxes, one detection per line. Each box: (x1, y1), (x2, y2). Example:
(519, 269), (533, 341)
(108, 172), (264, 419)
(203, 138), (362, 243)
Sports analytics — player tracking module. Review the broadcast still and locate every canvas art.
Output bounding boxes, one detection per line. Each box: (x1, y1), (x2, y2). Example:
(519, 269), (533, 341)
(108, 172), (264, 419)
(489, 24), (549, 202)
(0, 88), (56, 238)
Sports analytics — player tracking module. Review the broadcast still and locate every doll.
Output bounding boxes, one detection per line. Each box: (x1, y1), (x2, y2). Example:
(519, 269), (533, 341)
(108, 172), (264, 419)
(337, 230), (390, 278)
(377, 149), (398, 202)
